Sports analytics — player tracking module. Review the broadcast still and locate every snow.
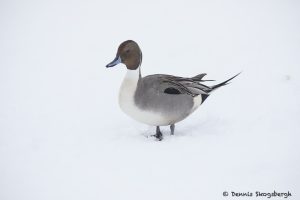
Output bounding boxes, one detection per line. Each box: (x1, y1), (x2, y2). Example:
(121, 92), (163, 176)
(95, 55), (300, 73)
(1, 0), (300, 199)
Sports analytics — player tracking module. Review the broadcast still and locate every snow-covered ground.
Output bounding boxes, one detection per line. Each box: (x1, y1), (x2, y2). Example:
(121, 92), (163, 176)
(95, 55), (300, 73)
(1, 0), (300, 199)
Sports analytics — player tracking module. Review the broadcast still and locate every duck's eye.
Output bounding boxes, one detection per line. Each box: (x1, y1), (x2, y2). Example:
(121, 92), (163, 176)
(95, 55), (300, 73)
(125, 49), (130, 53)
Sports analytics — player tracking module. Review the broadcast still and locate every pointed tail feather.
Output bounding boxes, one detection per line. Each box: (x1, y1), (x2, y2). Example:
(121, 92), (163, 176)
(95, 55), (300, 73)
(211, 72), (241, 91)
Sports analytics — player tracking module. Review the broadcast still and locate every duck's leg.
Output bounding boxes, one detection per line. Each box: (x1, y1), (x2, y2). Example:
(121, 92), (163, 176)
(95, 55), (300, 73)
(170, 124), (175, 135)
(155, 126), (163, 141)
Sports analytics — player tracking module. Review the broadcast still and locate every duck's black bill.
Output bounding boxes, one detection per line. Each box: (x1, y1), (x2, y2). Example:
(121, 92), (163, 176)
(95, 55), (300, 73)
(106, 56), (121, 68)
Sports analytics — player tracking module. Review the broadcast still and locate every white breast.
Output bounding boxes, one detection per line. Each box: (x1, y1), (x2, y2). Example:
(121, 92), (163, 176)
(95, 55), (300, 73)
(118, 69), (171, 126)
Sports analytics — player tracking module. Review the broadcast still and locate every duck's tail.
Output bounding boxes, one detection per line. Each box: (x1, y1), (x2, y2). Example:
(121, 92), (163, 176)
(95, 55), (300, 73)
(210, 72), (241, 91)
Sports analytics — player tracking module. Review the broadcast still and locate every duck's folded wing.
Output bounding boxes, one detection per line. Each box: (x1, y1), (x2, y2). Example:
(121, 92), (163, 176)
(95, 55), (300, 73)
(152, 74), (213, 97)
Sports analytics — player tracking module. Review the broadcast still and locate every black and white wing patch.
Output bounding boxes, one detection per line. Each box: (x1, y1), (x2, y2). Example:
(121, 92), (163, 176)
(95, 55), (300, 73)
(164, 87), (182, 94)
(161, 75), (212, 97)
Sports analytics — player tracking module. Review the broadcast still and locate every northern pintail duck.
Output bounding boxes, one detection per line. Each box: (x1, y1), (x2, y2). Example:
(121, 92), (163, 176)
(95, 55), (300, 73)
(106, 40), (239, 140)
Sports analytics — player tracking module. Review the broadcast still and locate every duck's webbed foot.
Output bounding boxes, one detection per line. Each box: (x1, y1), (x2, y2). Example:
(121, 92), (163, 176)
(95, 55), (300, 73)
(151, 126), (163, 141)
(170, 124), (175, 135)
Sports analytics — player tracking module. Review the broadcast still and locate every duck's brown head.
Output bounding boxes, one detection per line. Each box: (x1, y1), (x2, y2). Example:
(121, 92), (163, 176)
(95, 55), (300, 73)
(106, 40), (142, 70)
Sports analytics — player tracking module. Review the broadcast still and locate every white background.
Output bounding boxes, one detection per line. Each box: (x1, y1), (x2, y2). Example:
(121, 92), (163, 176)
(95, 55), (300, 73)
(0, 0), (299, 199)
